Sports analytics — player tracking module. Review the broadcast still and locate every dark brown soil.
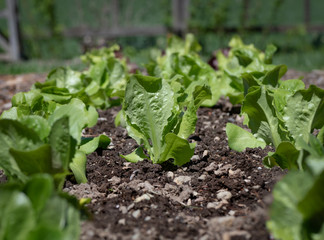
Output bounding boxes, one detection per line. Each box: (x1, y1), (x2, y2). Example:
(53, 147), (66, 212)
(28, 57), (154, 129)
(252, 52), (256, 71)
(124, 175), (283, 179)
(69, 103), (284, 240)
(1, 69), (324, 240)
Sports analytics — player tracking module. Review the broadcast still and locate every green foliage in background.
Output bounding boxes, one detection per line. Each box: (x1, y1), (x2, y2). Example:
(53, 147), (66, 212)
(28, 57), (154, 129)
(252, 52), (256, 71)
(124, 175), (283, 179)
(0, 0), (323, 72)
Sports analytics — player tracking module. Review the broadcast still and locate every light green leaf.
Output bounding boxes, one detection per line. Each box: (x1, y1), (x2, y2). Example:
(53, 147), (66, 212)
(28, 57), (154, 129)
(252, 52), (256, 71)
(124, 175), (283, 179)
(278, 79), (305, 92)
(268, 164), (324, 240)
(79, 135), (111, 154)
(264, 44), (277, 63)
(123, 75), (175, 161)
(178, 85), (211, 139)
(23, 174), (53, 214)
(49, 117), (76, 171)
(226, 123), (266, 152)
(85, 105), (98, 128)
(0, 190), (35, 240)
(49, 98), (98, 143)
(19, 116), (50, 140)
(0, 119), (42, 182)
(0, 175), (81, 240)
(10, 144), (53, 175)
(159, 133), (195, 166)
(242, 86), (286, 148)
(121, 147), (147, 163)
(261, 65), (287, 87)
(70, 150), (87, 183)
(284, 85), (324, 146)
(46, 67), (83, 94)
(267, 171), (311, 240)
(318, 126), (324, 145)
(263, 142), (300, 170)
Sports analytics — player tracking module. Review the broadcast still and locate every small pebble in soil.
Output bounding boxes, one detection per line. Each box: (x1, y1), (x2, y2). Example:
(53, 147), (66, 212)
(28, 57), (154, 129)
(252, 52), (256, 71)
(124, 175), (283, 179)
(214, 136), (220, 142)
(228, 117), (235, 123)
(130, 169), (139, 180)
(228, 169), (241, 176)
(195, 196), (204, 202)
(150, 204), (158, 209)
(108, 176), (121, 185)
(134, 193), (153, 203)
(244, 179), (251, 184)
(207, 201), (227, 210)
(191, 155), (200, 161)
(97, 117), (107, 121)
(164, 183), (177, 191)
(203, 150), (209, 158)
(223, 230), (251, 240)
(198, 174), (207, 181)
(166, 171), (174, 179)
(127, 203), (135, 211)
(132, 210), (141, 219)
(204, 162), (217, 172)
(228, 210), (236, 216)
(107, 144), (115, 150)
(119, 206), (127, 214)
(214, 164), (232, 176)
(252, 154), (261, 159)
(122, 162), (131, 169)
(118, 219), (126, 225)
(173, 175), (191, 185)
(144, 216), (151, 221)
(217, 189), (232, 200)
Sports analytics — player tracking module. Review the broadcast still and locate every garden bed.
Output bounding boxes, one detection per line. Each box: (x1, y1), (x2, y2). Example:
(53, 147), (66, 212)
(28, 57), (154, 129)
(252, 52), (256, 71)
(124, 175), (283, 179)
(1, 69), (324, 239)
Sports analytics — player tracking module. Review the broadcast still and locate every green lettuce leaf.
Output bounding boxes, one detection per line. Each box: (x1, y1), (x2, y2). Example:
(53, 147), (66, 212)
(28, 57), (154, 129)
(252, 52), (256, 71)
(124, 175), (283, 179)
(242, 86), (287, 148)
(226, 123), (266, 152)
(158, 133), (195, 166)
(69, 150), (87, 184)
(268, 155), (324, 240)
(121, 146), (147, 163)
(263, 142), (300, 170)
(0, 119), (43, 182)
(283, 85), (324, 147)
(79, 135), (111, 154)
(0, 174), (80, 240)
(48, 98), (98, 143)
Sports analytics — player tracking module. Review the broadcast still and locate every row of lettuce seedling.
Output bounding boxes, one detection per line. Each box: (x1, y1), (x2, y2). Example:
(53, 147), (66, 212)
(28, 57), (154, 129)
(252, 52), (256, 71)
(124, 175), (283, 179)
(0, 34), (324, 239)
(0, 48), (120, 239)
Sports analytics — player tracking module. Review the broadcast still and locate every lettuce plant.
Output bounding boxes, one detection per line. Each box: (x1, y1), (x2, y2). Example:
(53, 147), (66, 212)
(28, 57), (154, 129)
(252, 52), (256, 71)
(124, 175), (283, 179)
(0, 98), (110, 186)
(0, 174), (80, 240)
(32, 62), (128, 110)
(121, 74), (211, 166)
(145, 34), (224, 107)
(216, 36), (279, 104)
(267, 136), (324, 240)
(83, 55), (128, 108)
(226, 74), (324, 170)
(29, 45), (129, 110)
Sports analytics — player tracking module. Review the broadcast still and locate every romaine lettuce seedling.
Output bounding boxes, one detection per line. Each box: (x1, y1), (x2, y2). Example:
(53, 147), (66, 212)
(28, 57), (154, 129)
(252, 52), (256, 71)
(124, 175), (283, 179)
(121, 74), (211, 166)
(227, 81), (324, 170)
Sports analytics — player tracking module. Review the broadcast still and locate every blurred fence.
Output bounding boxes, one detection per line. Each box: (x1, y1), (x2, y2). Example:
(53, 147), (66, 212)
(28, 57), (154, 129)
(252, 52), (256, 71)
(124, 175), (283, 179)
(0, 0), (20, 61)
(0, 0), (323, 61)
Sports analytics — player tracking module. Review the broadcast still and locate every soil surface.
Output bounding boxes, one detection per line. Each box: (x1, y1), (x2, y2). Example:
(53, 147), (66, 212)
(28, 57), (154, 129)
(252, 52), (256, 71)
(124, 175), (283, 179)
(1, 69), (324, 240)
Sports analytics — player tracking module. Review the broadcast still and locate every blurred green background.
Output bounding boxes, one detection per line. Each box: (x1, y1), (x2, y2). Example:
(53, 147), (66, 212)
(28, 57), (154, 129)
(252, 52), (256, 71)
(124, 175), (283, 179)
(0, 0), (323, 74)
